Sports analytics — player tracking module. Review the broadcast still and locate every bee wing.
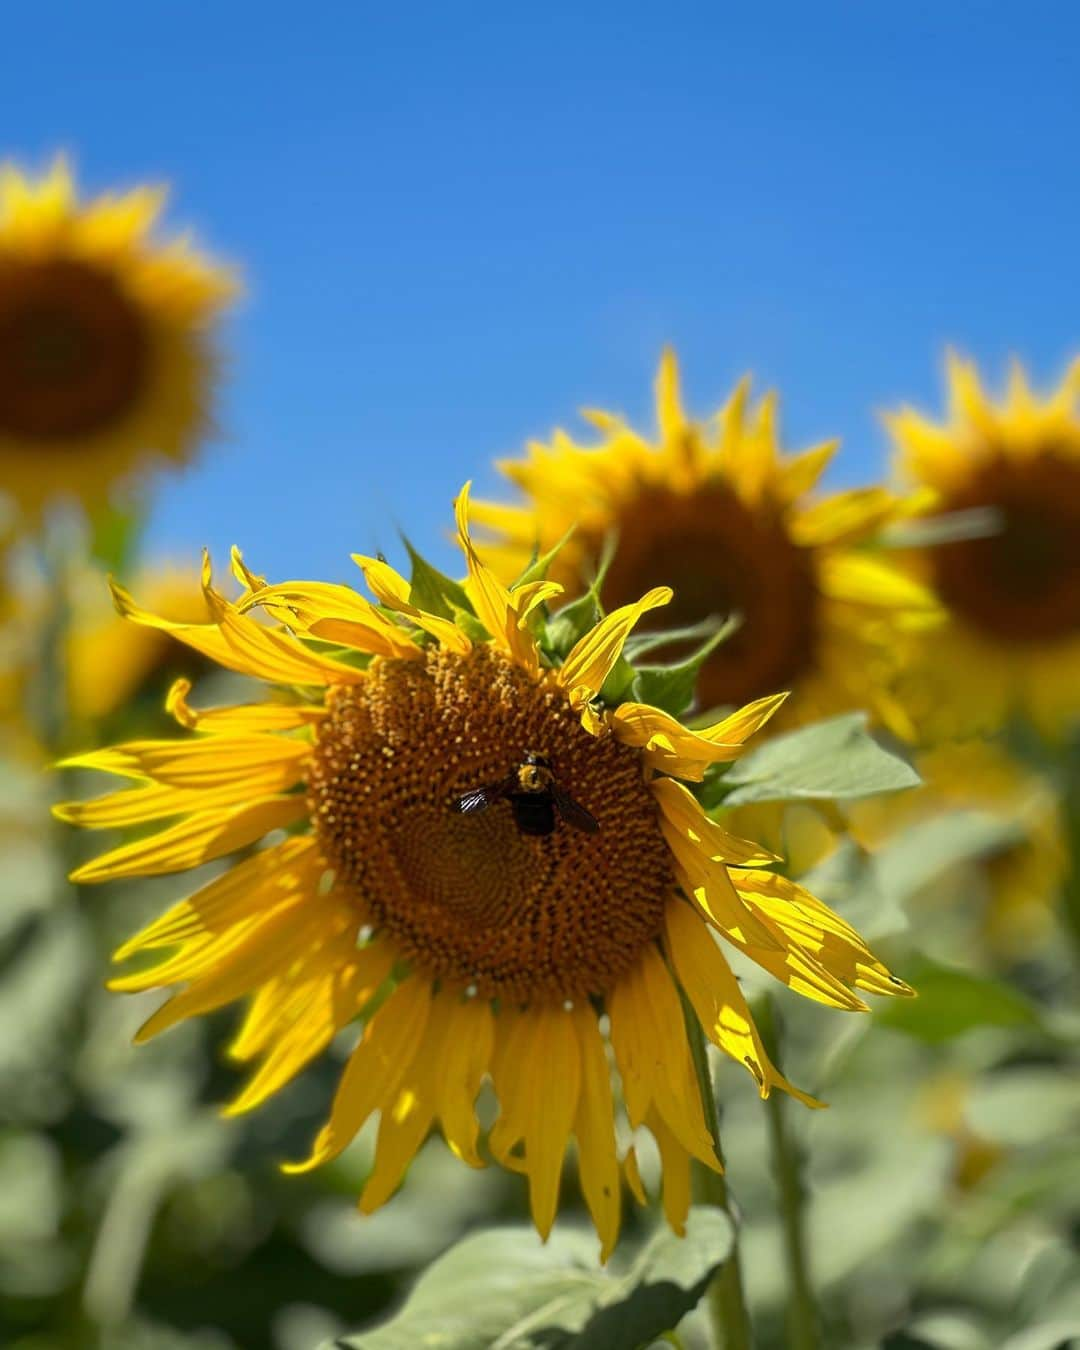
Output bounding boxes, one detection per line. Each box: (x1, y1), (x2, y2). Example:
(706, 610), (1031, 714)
(551, 783), (600, 834)
(452, 776), (515, 815)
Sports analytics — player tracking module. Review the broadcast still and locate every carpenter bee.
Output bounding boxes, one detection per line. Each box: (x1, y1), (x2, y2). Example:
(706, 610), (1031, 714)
(451, 753), (599, 837)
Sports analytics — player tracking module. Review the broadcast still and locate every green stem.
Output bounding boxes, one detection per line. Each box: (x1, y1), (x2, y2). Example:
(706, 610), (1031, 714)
(1060, 747), (1080, 962)
(682, 996), (754, 1350)
(757, 997), (820, 1350)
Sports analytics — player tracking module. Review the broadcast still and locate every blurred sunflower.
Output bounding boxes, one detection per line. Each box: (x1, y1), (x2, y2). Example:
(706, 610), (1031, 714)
(473, 351), (935, 734)
(57, 485), (911, 1257)
(850, 740), (1065, 959)
(887, 354), (1080, 738)
(0, 156), (237, 520)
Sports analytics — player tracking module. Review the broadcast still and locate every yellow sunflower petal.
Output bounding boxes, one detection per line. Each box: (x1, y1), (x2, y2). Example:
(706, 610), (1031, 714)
(652, 777), (780, 865)
(608, 947), (718, 1169)
(648, 1113), (694, 1236)
(111, 837), (317, 960)
(166, 678), (325, 733)
(612, 692), (786, 778)
(201, 570), (369, 684)
(665, 898), (823, 1106)
(558, 587), (672, 705)
(69, 795), (307, 884)
(455, 481), (541, 673)
(817, 552), (939, 611)
(352, 554), (472, 654)
(434, 994), (495, 1168)
(734, 870), (914, 999)
(60, 734), (310, 789)
(284, 978), (432, 1175)
(493, 1005), (582, 1241)
(572, 1005), (621, 1262)
(240, 579), (423, 661)
(130, 897), (334, 1041)
(360, 1012), (447, 1212)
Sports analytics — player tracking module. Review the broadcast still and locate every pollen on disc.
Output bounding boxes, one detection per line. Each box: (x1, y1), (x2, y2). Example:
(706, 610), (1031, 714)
(307, 646), (674, 1003)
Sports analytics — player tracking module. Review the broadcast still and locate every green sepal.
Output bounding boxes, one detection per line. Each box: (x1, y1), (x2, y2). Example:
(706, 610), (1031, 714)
(597, 654), (636, 706)
(448, 603), (492, 645)
(402, 536), (472, 619)
(542, 533), (620, 659)
(511, 524), (577, 588)
(621, 614), (739, 663)
(544, 590), (601, 660)
(629, 614), (742, 717)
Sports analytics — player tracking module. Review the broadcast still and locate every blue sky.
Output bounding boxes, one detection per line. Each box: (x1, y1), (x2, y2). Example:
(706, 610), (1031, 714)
(8, 3), (1079, 580)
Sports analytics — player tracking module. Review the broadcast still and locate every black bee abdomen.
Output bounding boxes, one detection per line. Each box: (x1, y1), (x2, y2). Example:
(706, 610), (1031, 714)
(509, 793), (557, 836)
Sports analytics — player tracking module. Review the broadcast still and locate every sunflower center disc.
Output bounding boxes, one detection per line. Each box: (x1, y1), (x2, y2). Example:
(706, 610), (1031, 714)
(309, 646), (674, 1002)
(0, 258), (148, 439)
(594, 482), (818, 708)
(931, 450), (1080, 644)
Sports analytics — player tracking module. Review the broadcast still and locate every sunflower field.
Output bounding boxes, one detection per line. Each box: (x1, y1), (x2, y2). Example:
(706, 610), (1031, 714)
(3, 12), (1079, 1350)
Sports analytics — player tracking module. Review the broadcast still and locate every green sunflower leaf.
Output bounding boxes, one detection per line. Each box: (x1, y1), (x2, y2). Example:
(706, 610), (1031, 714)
(403, 536), (471, 619)
(717, 712), (920, 806)
(323, 1208), (734, 1350)
(873, 957), (1046, 1043)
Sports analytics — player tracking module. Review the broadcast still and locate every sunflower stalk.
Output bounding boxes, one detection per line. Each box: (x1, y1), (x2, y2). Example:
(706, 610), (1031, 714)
(1060, 742), (1080, 961)
(756, 995), (821, 1350)
(682, 995), (754, 1350)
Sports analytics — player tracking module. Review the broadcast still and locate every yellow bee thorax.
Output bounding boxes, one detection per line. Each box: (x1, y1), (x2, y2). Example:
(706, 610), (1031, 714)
(517, 763), (553, 793)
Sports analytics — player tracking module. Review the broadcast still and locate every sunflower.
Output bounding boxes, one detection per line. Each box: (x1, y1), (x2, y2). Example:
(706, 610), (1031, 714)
(473, 351), (935, 736)
(886, 353), (1080, 738)
(0, 156), (237, 519)
(57, 485), (911, 1257)
(850, 740), (1065, 960)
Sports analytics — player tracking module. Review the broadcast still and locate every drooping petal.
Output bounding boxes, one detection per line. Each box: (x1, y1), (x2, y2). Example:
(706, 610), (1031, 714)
(201, 571), (371, 683)
(734, 870), (914, 999)
(434, 994), (495, 1168)
(652, 778), (779, 866)
(571, 1005), (621, 1262)
(612, 693), (787, 779)
(226, 940), (395, 1117)
(608, 947), (718, 1170)
(130, 895), (341, 1042)
(665, 898), (823, 1106)
(648, 1113), (693, 1236)
(490, 1004), (582, 1239)
(284, 978), (432, 1175)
